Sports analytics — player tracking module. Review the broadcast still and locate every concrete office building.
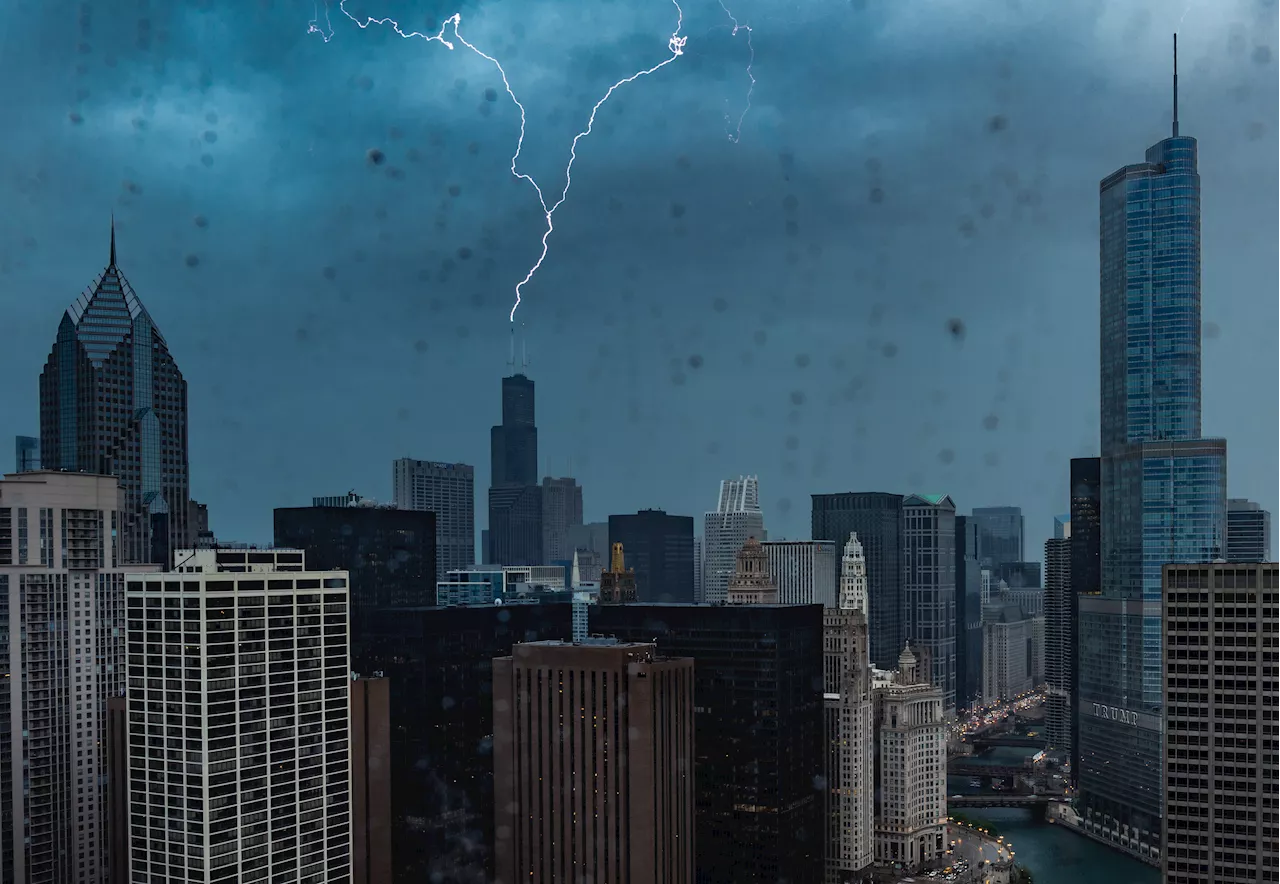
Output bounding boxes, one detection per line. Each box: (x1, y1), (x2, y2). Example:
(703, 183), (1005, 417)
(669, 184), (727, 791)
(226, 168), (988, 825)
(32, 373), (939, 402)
(811, 493), (905, 669)
(392, 458), (476, 579)
(1044, 536), (1073, 755)
(872, 645), (947, 872)
(982, 603), (1041, 704)
(492, 640), (695, 884)
(38, 224), (190, 566)
(539, 476), (583, 565)
(726, 537), (778, 605)
(122, 561), (353, 882)
(1161, 562), (1278, 884)
(763, 540), (837, 607)
(0, 471), (159, 884)
(1226, 498), (1272, 564)
(702, 476), (765, 604)
(903, 494), (958, 713)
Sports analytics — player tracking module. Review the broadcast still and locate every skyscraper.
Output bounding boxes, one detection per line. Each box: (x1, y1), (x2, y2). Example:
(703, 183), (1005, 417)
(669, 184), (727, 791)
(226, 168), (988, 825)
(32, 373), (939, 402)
(0, 471), (158, 884)
(539, 475), (583, 564)
(811, 492), (905, 669)
(971, 506), (1025, 571)
(762, 539), (837, 607)
(1161, 563), (1278, 884)
(1078, 39), (1229, 856)
(393, 458), (476, 579)
(838, 533), (868, 616)
(702, 476), (764, 604)
(726, 536), (779, 605)
(492, 640), (695, 884)
(903, 494), (957, 712)
(1226, 498), (1272, 563)
(123, 559), (353, 882)
(955, 515), (983, 710)
(488, 372), (541, 566)
(607, 509), (695, 603)
(38, 223), (189, 566)
(1044, 535), (1073, 756)
(1069, 456), (1101, 785)
(13, 436), (39, 473)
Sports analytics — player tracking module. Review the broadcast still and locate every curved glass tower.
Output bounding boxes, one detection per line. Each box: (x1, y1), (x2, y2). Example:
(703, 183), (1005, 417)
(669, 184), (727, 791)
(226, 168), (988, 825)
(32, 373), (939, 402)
(38, 222), (189, 565)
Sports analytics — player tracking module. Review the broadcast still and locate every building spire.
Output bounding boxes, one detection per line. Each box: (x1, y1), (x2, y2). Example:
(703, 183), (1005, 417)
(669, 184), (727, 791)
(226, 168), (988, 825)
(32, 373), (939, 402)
(109, 214), (117, 267)
(1172, 33), (1179, 138)
(507, 325), (515, 373)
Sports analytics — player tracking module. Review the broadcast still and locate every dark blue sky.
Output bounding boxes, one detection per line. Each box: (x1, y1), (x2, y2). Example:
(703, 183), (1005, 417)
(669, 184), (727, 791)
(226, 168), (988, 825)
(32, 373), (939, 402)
(1, 0), (1275, 551)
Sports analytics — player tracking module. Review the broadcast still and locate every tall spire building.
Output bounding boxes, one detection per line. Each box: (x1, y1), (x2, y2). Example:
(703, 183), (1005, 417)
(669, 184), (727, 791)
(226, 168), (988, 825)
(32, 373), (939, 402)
(38, 221), (189, 565)
(1077, 37), (1228, 857)
(487, 372), (542, 565)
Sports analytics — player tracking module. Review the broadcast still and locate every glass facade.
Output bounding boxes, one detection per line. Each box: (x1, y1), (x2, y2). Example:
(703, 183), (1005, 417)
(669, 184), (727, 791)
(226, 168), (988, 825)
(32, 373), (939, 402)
(1080, 121), (1227, 855)
(37, 231), (189, 566)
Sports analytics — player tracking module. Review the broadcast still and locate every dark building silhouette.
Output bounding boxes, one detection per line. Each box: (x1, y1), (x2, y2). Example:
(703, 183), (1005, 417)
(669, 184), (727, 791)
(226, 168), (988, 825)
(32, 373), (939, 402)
(995, 561), (1041, 590)
(352, 675), (393, 884)
(107, 696), (128, 884)
(13, 436), (39, 473)
(590, 603), (825, 884)
(38, 222), (189, 565)
(1044, 537), (1073, 757)
(971, 506), (1025, 571)
(1069, 456), (1101, 786)
(954, 515), (982, 711)
(274, 505), (437, 627)
(811, 492), (905, 669)
(489, 373), (542, 564)
(607, 510), (696, 603)
(493, 640), (695, 884)
(354, 604), (573, 884)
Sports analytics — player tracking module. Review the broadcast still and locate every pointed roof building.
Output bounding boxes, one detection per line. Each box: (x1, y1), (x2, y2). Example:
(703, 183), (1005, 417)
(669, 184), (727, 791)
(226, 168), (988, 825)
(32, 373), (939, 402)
(726, 536), (779, 605)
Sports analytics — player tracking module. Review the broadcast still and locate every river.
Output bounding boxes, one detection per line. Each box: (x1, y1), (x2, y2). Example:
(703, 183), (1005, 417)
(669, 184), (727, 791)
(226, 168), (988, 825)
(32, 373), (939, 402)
(948, 745), (1158, 884)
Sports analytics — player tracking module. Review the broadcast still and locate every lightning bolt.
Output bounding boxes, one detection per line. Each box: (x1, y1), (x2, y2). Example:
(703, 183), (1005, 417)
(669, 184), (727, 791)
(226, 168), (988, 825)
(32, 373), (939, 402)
(717, 0), (754, 144)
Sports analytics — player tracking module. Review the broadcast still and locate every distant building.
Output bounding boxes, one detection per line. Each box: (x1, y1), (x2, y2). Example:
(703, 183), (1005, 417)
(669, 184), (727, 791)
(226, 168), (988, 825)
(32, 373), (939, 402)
(313, 490), (369, 508)
(811, 492), (905, 668)
(393, 459), (477, 579)
(0, 471), (160, 884)
(489, 373), (542, 565)
(971, 506), (1024, 571)
(274, 504), (437, 625)
(763, 539), (837, 606)
(1226, 498), (1272, 563)
(693, 536), (704, 601)
(38, 223), (190, 565)
(838, 533), (869, 617)
(1069, 456), (1101, 786)
(955, 515), (983, 711)
(727, 536), (779, 604)
(123, 561), (352, 882)
(872, 645), (947, 871)
(702, 476), (765, 604)
(982, 603), (1040, 704)
(493, 640), (695, 884)
(608, 509), (695, 603)
(1161, 562), (1278, 884)
(568, 521), (609, 582)
(351, 674), (392, 884)
(539, 475), (583, 565)
(13, 435), (38, 473)
(1053, 514), (1070, 539)
(903, 494), (958, 713)
(591, 603), (825, 884)
(1044, 536), (1073, 756)
(599, 542), (638, 604)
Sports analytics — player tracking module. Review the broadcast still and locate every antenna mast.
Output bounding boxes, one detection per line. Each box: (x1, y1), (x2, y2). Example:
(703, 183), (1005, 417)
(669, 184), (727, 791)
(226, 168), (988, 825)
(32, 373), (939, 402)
(507, 326), (515, 372)
(1172, 33), (1179, 138)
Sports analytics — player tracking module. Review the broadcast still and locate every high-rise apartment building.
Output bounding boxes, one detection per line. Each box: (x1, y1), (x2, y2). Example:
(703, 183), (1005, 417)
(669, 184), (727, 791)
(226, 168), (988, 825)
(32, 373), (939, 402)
(492, 639), (695, 884)
(811, 493), (905, 669)
(955, 516), (983, 711)
(392, 458), (476, 579)
(608, 510), (695, 603)
(274, 504), (437, 625)
(1079, 45), (1229, 856)
(1161, 562), (1278, 884)
(1226, 498), (1272, 563)
(489, 373), (542, 566)
(763, 540), (837, 607)
(903, 494), (957, 713)
(0, 471), (158, 884)
(13, 436), (39, 473)
(872, 645), (947, 871)
(1044, 536), (1073, 755)
(590, 603), (825, 884)
(702, 476), (765, 604)
(539, 475), (583, 564)
(38, 224), (190, 566)
(971, 506), (1024, 571)
(823, 548), (875, 883)
(122, 561), (352, 882)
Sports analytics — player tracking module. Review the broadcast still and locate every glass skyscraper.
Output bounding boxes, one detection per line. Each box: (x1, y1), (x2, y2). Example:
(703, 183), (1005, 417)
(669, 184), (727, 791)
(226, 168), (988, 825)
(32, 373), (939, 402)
(1077, 41), (1227, 858)
(38, 223), (189, 565)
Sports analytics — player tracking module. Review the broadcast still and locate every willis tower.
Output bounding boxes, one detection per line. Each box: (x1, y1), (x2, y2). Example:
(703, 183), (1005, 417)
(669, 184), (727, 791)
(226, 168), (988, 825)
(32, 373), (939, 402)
(488, 354), (542, 565)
